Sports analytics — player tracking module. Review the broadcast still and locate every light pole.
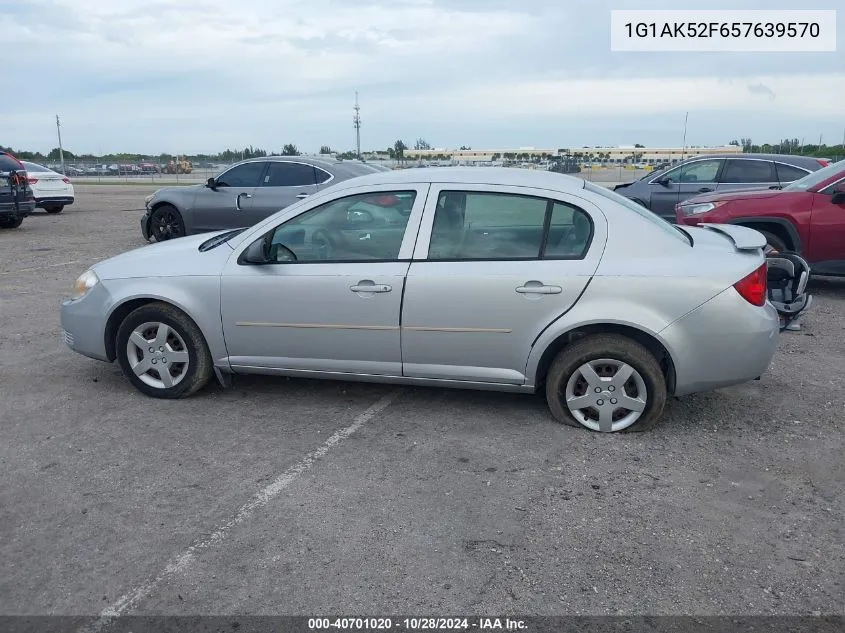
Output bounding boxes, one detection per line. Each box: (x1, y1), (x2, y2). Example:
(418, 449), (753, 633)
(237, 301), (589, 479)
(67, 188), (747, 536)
(55, 115), (66, 175)
(353, 92), (361, 160)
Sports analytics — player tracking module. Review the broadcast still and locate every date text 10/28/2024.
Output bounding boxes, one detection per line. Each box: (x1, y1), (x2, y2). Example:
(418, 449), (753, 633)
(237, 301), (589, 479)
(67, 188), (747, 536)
(308, 618), (527, 630)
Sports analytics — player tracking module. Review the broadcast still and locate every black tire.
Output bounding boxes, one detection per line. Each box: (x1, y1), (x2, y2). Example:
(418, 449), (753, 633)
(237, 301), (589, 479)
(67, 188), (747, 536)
(115, 301), (213, 399)
(45, 205), (64, 214)
(545, 334), (667, 433)
(0, 216), (23, 229)
(758, 230), (788, 253)
(149, 204), (185, 241)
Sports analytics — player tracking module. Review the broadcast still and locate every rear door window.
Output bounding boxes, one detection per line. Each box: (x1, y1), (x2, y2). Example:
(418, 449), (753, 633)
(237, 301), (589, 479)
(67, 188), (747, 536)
(720, 159), (776, 184)
(263, 162), (318, 187)
(775, 163), (810, 183)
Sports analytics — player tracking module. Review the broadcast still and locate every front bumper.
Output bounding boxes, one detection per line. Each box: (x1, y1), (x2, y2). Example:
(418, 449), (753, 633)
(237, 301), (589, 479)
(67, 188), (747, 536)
(140, 209), (152, 240)
(661, 286), (780, 397)
(60, 282), (113, 362)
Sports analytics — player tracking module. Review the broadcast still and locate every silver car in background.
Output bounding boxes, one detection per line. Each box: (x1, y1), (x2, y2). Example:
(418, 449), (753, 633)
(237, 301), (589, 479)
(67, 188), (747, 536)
(140, 156), (387, 242)
(63, 167), (780, 433)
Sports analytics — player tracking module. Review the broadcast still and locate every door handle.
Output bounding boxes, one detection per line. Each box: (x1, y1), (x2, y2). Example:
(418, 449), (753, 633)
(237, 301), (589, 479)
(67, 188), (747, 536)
(296, 193), (309, 199)
(350, 281), (392, 293)
(235, 192), (252, 210)
(516, 283), (562, 295)
(698, 187), (713, 193)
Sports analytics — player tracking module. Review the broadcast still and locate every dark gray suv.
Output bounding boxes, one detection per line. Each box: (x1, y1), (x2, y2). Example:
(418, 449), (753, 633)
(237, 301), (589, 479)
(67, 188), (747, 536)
(613, 153), (828, 221)
(141, 156), (389, 242)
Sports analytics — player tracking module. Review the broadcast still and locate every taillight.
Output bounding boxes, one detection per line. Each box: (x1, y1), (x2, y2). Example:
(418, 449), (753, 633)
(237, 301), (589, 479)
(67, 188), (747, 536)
(62, 177), (70, 183)
(28, 177), (38, 184)
(733, 262), (768, 306)
(817, 159), (829, 167)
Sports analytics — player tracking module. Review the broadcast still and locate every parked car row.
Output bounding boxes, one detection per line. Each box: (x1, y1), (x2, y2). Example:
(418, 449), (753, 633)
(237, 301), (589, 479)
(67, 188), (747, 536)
(675, 159), (845, 277)
(613, 153), (829, 221)
(0, 153), (75, 229)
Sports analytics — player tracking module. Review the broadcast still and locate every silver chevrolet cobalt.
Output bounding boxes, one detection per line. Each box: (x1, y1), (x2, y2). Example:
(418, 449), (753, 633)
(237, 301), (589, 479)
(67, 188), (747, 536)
(61, 167), (780, 433)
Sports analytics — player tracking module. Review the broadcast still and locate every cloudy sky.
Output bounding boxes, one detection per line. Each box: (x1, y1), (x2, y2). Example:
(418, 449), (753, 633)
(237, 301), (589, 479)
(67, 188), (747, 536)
(2, 0), (842, 155)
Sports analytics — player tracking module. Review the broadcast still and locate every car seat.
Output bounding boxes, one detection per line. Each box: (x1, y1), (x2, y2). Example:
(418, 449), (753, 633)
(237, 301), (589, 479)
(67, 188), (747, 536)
(429, 196), (465, 258)
(548, 212), (591, 257)
(766, 251), (812, 331)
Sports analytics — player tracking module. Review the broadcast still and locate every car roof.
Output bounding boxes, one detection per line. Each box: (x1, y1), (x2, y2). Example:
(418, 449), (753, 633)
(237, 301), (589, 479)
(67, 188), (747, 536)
(230, 155), (386, 178)
(324, 166), (589, 193)
(673, 153), (824, 167)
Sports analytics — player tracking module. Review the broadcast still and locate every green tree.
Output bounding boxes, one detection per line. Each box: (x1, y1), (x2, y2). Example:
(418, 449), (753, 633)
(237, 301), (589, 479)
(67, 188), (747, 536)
(281, 144), (300, 156)
(393, 139), (407, 162)
(414, 138), (431, 150)
(319, 145), (332, 154)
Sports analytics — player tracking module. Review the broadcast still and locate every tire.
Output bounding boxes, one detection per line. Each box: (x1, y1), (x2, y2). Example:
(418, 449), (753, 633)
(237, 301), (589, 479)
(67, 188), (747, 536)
(0, 216), (23, 229)
(545, 334), (667, 433)
(149, 204), (185, 241)
(758, 230), (788, 253)
(115, 301), (213, 399)
(45, 205), (64, 214)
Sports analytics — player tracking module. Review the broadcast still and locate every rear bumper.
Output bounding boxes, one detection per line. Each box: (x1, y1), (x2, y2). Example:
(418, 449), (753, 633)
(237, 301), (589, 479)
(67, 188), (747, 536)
(0, 200), (35, 218)
(35, 196), (74, 207)
(662, 287), (780, 396)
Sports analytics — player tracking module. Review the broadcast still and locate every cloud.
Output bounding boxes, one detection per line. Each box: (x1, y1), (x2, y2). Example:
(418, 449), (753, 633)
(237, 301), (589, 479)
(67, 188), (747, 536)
(747, 83), (777, 100)
(1, 0), (842, 153)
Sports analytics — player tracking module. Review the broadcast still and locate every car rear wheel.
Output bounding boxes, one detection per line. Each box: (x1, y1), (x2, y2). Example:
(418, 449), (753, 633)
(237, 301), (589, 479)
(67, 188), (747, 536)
(45, 205), (64, 214)
(115, 302), (213, 399)
(545, 334), (667, 433)
(0, 216), (23, 229)
(149, 204), (185, 241)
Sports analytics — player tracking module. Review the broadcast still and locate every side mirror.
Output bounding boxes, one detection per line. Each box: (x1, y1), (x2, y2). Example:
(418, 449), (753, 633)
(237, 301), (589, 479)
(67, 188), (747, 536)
(241, 235), (271, 264)
(831, 185), (845, 205)
(206, 177), (217, 189)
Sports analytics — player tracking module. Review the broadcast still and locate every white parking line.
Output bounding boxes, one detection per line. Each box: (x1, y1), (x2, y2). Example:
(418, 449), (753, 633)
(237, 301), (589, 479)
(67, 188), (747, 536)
(0, 260), (85, 276)
(79, 390), (399, 631)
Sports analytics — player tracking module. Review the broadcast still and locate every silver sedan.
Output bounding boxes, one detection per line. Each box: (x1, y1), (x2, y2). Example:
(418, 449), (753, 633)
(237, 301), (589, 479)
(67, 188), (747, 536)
(61, 167), (780, 433)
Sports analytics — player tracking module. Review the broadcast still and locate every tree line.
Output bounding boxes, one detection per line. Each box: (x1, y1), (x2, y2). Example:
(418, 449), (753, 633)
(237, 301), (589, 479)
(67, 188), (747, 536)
(3, 137), (842, 166)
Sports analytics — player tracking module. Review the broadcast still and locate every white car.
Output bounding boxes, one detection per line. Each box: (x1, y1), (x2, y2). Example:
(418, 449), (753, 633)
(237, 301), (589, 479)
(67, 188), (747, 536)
(21, 161), (75, 214)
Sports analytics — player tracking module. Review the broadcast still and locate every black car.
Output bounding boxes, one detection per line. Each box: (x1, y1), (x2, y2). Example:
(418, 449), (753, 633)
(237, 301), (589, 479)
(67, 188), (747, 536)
(612, 153), (828, 222)
(0, 150), (36, 229)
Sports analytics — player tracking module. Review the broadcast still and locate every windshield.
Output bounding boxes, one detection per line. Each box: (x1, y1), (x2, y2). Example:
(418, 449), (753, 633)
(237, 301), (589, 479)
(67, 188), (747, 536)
(783, 159), (845, 192)
(584, 180), (691, 245)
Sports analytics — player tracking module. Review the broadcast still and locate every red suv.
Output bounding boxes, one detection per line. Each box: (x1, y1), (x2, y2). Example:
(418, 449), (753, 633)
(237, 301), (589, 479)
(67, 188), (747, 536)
(675, 159), (845, 277)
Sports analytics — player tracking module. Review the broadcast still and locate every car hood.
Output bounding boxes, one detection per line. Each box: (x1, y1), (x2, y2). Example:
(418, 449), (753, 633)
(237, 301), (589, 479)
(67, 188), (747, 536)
(682, 188), (783, 205)
(92, 231), (236, 280)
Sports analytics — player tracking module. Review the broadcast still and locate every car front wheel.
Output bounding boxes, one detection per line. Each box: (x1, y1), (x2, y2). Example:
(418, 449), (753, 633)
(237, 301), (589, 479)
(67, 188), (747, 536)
(149, 204), (185, 241)
(545, 334), (667, 433)
(115, 302), (213, 399)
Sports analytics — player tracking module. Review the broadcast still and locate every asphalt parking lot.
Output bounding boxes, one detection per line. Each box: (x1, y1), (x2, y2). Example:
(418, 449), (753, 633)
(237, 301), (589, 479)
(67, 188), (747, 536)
(1, 185), (844, 619)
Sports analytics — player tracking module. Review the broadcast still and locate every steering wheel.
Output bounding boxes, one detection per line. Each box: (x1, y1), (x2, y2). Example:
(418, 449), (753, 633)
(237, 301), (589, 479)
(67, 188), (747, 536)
(311, 228), (338, 260)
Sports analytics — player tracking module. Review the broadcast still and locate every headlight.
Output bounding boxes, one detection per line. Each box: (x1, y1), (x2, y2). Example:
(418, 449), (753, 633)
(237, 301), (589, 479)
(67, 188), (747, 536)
(144, 194), (154, 207)
(679, 201), (724, 216)
(72, 269), (100, 300)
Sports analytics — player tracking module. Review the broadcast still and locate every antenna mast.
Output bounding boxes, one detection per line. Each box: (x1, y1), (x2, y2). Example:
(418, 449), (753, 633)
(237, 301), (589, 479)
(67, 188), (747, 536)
(353, 92), (361, 160)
